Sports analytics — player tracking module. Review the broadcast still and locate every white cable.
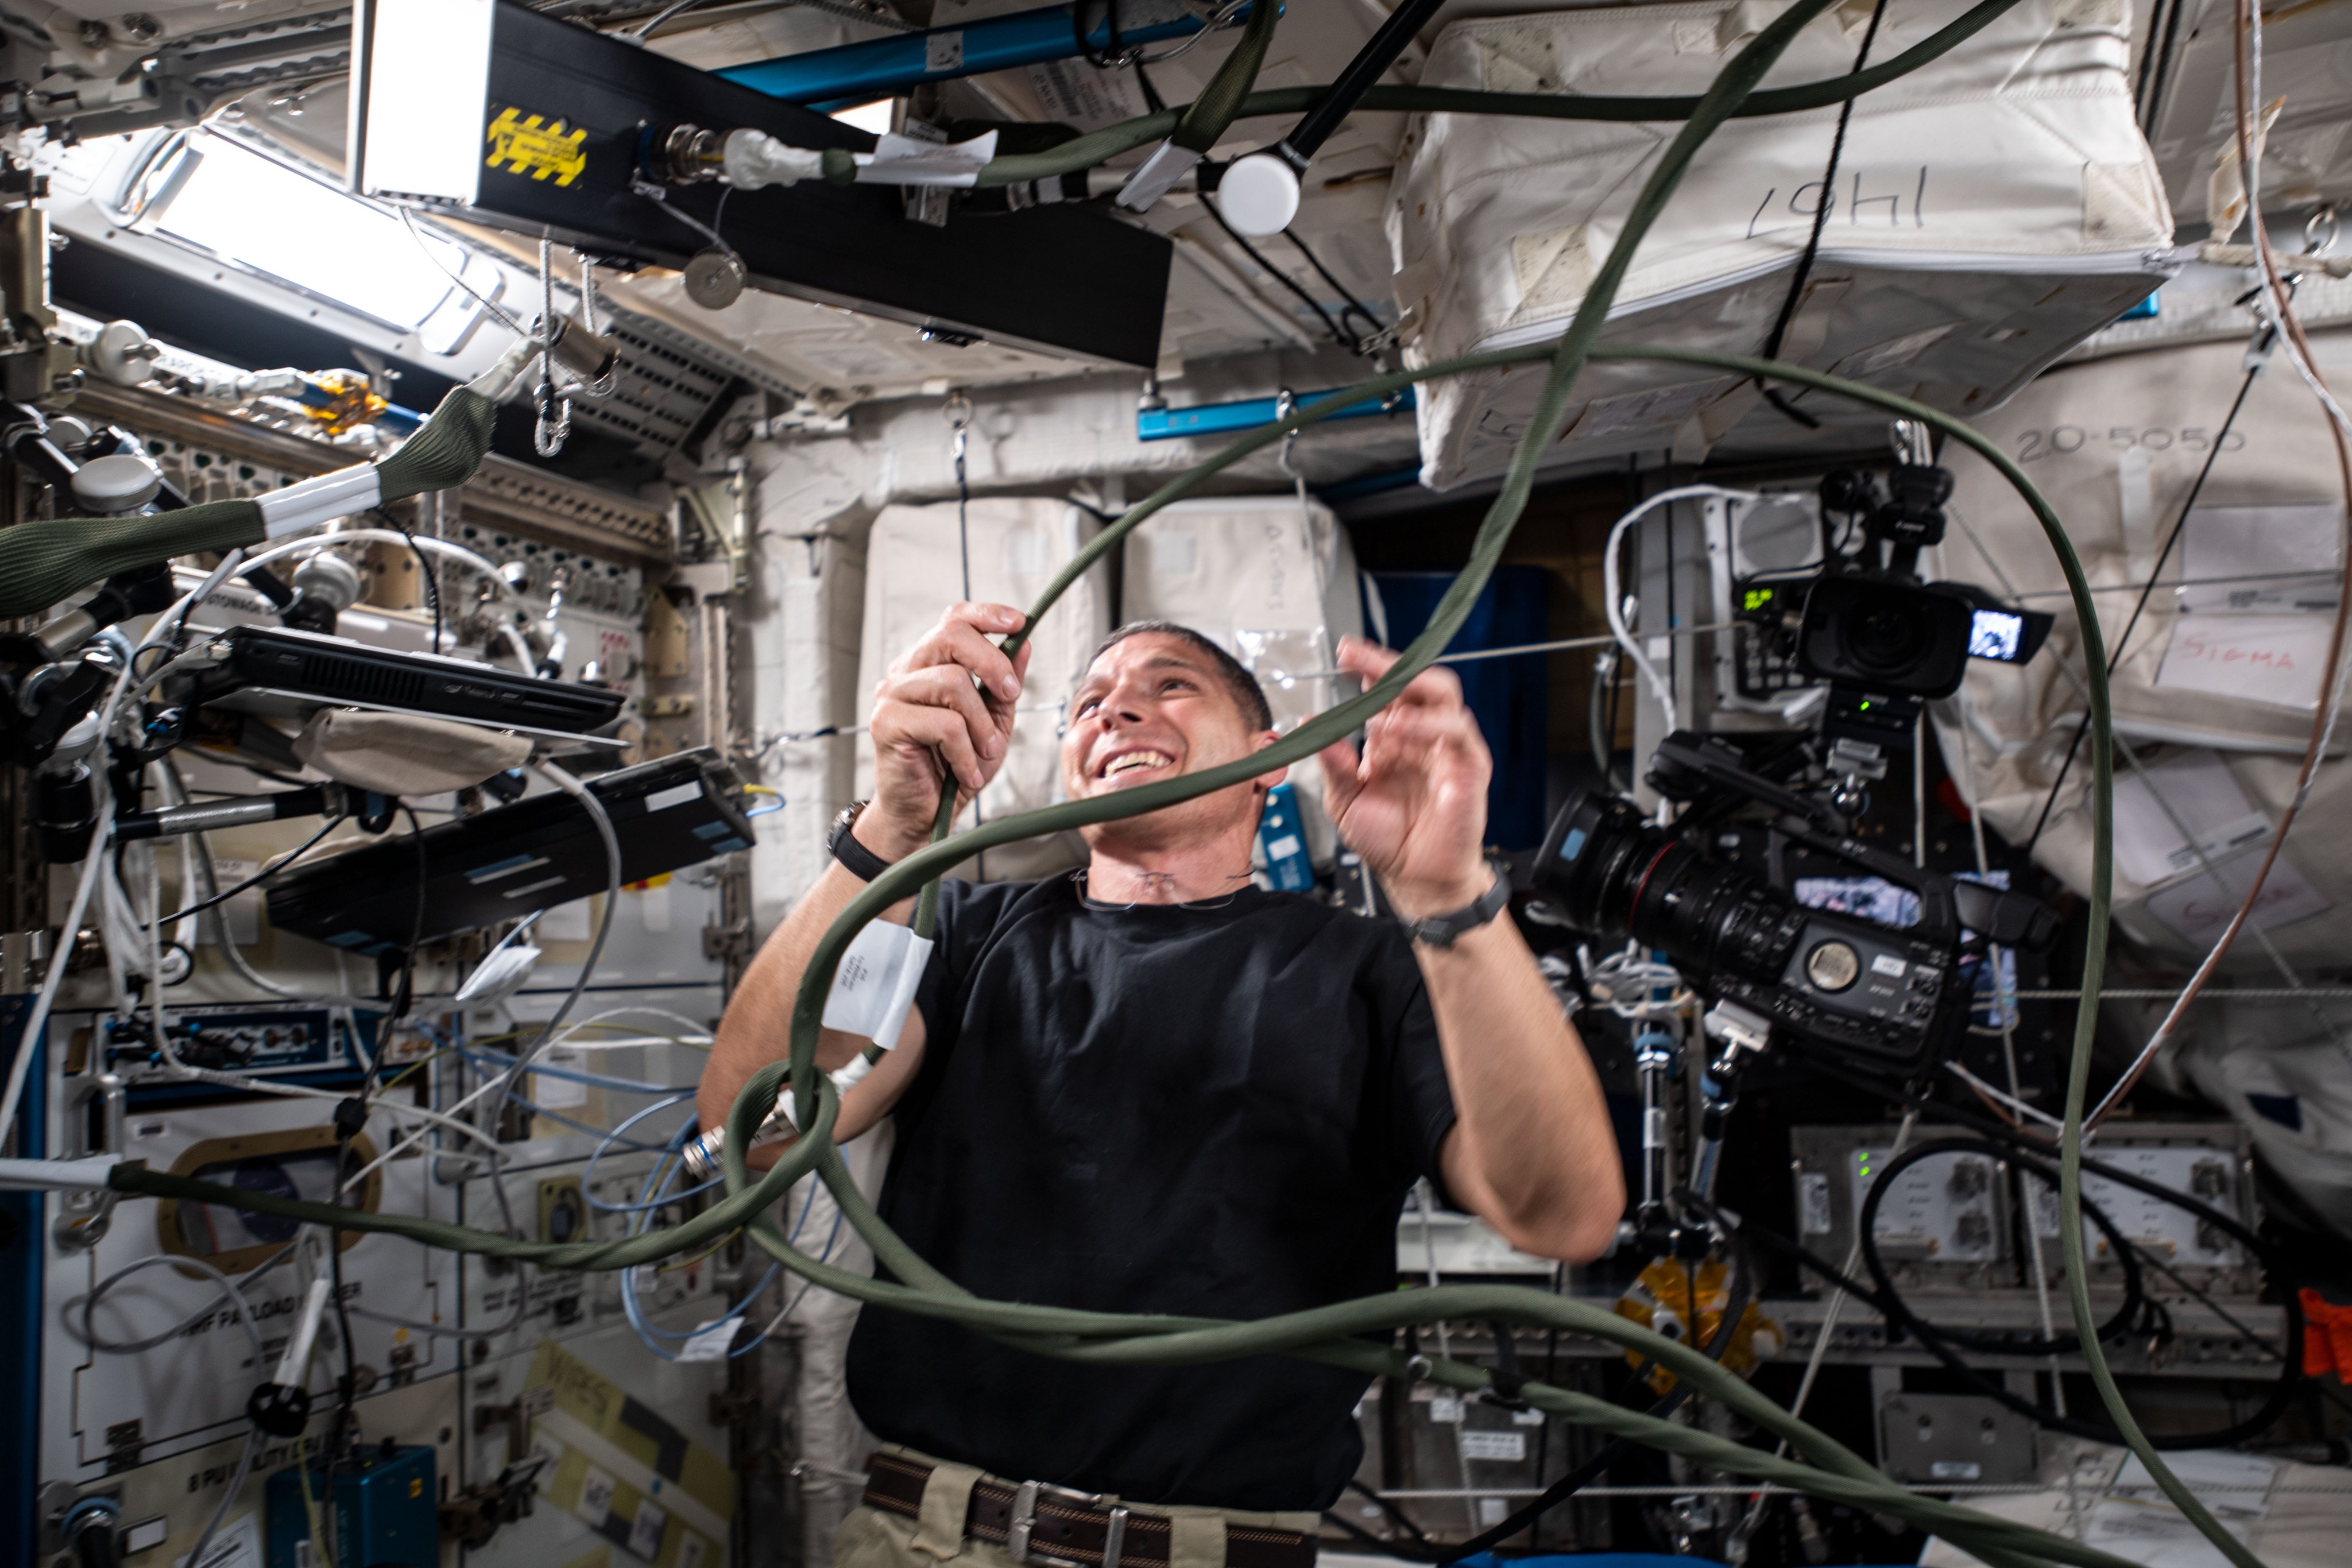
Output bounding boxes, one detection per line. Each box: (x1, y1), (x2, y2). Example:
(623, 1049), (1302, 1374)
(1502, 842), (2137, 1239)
(2069, 19), (2352, 1123)
(1945, 1060), (2064, 1131)
(73, 1251), (265, 1568)
(1603, 486), (1761, 737)
(0, 547), (262, 1144)
(476, 761), (619, 1132)
(2238, 3), (2352, 451)
(3, 523), (528, 1145)
(230, 527), (518, 605)
(142, 1023), (504, 1154)
(1786, 1108), (1916, 1424)
(344, 1009), (712, 1190)
(495, 621), (539, 678)
(0, 678), (126, 1145)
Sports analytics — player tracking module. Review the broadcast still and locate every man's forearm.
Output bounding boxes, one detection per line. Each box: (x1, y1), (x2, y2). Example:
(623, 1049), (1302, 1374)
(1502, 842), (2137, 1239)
(697, 861), (912, 1136)
(1420, 920), (1625, 1262)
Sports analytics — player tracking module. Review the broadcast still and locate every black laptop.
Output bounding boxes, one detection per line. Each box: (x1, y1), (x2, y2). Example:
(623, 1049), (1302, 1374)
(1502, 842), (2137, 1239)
(265, 749), (754, 954)
(183, 624), (626, 736)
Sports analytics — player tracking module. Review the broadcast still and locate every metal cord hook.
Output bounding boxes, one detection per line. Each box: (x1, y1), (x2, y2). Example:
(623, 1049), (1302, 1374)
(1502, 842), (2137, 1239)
(942, 389), (984, 877)
(534, 237), (571, 457)
(2307, 202), (2341, 258)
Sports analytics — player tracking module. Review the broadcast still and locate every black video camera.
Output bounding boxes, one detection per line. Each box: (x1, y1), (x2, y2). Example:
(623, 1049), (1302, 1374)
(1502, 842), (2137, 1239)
(1736, 438), (2054, 746)
(1534, 731), (2059, 1082)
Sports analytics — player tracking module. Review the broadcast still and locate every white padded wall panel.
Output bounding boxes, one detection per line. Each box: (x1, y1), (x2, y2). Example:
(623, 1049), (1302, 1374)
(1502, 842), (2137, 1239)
(856, 500), (1112, 881)
(1120, 495), (1365, 866)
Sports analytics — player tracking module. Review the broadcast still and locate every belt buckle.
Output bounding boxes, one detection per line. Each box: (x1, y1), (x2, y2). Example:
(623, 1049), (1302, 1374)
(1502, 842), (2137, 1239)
(1006, 1480), (1129, 1568)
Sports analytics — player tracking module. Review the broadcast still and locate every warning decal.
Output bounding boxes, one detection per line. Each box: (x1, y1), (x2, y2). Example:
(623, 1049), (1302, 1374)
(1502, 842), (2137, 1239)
(485, 107), (588, 185)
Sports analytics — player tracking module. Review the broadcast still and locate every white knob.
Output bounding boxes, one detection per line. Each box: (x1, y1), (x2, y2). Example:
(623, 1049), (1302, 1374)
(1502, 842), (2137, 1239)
(1217, 153), (1301, 238)
(68, 454), (161, 515)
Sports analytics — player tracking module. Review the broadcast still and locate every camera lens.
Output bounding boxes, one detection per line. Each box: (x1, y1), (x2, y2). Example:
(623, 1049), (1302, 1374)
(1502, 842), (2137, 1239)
(1796, 575), (1977, 698)
(1536, 792), (1806, 990)
(1843, 597), (1931, 677)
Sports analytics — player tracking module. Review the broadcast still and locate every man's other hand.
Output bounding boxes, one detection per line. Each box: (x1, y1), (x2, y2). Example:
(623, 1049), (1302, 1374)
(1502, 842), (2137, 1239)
(865, 602), (1034, 859)
(1316, 637), (1494, 921)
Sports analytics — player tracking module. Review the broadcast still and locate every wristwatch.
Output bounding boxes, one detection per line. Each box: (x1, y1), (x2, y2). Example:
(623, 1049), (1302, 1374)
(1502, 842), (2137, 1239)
(1401, 860), (1512, 948)
(827, 800), (894, 882)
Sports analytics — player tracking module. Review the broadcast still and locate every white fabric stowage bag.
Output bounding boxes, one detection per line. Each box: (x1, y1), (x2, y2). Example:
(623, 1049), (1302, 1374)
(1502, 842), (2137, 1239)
(856, 499), (1112, 881)
(1120, 495), (1365, 866)
(1388, 0), (2176, 489)
(1927, 328), (2352, 970)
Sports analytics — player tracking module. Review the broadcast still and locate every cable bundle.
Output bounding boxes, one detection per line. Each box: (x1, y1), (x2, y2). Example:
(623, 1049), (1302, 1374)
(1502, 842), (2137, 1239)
(78, 3), (2278, 1562)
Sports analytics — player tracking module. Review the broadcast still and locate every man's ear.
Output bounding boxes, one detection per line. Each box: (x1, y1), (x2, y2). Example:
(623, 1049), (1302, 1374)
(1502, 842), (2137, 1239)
(1252, 729), (1289, 792)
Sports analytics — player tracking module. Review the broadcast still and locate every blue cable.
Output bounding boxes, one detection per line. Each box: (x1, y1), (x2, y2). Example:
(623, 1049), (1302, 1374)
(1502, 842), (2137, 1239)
(458, 1044), (697, 1095)
(505, 1091), (676, 1150)
(618, 1121), (817, 1360)
(584, 1094), (715, 1212)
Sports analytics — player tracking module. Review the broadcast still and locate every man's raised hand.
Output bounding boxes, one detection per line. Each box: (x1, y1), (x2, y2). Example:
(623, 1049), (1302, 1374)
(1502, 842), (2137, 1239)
(862, 602), (1033, 860)
(1316, 637), (1493, 921)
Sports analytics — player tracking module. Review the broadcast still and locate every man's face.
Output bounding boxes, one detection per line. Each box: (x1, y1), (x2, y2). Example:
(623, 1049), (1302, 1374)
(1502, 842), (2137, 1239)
(1061, 632), (1281, 845)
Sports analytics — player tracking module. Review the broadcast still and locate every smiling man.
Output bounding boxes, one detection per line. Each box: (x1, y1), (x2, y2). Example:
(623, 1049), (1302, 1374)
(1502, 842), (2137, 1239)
(698, 604), (1622, 1568)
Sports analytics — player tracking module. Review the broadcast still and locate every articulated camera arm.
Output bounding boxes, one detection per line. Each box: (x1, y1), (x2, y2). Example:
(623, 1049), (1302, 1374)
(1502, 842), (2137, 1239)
(1647, 730), (1835, 828)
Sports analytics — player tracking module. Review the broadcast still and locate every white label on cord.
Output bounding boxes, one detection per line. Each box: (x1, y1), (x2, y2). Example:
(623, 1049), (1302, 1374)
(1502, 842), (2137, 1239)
(176, 1511), (258, 1568)
(1115, 140), (1201, 211)
(925, 28), (964, 72)
(822, 920), (932, 1048)
(675, 1319), (735, 1361)
(531, 1046), (589, 1109)
(853, 129), (996, 187)
(257, 464), (382, 537)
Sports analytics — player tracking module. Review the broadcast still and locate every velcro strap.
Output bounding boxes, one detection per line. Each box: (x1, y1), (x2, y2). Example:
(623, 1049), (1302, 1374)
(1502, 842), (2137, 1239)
(860, 1454), (1316, 1568)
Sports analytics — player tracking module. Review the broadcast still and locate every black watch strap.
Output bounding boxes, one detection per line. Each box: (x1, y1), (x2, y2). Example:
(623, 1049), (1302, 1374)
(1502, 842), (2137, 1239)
(828, 800), (893, 882)
(1402, 864), (1511, 948)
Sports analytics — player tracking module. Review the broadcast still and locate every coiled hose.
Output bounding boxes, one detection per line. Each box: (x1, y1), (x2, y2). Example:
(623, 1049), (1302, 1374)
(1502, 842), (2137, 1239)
(99, 2), (2232, 1561)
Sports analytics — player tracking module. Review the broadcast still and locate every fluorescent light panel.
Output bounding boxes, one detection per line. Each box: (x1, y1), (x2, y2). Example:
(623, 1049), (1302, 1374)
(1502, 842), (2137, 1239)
(357, 0), (494, 205)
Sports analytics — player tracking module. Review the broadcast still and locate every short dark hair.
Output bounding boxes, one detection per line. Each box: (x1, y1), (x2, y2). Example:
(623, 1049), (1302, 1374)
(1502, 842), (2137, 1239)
(1081, 621), (1274, 733)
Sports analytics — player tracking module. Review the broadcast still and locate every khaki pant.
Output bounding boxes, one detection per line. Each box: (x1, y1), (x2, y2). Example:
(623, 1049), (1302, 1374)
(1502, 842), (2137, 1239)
(831, 1446), (1324, 1568)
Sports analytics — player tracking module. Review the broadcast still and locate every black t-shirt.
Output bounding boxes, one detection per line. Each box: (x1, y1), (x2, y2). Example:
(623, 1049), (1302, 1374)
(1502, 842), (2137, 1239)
(844, 876), (1457, 1511)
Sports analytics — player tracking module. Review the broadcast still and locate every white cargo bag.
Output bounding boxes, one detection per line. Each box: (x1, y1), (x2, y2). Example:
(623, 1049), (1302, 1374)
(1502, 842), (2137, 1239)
(856, 499), (1112, 881)
(1927, 330), (2352, 969)
(1388, 0), (2175, 490)
(1120, 495), (1365, 865)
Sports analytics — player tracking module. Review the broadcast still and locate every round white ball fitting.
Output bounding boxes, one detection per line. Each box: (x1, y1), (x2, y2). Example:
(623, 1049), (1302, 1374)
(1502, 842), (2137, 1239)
(1217, 153), (1301, 238)
(69, 454), (161, 516)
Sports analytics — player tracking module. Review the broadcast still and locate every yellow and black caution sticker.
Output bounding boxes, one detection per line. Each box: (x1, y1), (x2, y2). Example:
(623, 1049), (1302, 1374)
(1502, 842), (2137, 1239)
(483, 106), (588, 186)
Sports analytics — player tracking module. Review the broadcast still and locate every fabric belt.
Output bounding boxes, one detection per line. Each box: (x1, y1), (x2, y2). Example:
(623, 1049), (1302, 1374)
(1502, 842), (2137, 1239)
(861, 1451), (1318, 1568)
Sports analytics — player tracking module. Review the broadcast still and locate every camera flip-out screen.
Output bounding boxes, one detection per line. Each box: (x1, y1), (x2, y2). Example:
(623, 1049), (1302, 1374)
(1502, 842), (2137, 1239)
(1967, 609), (2026, 662)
